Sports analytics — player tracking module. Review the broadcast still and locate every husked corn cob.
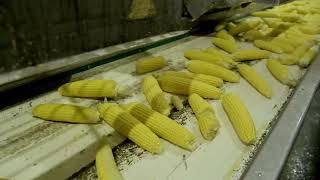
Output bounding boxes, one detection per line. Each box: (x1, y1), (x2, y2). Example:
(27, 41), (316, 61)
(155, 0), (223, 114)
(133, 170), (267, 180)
(293, 42), (314, 60)
(187, 60), (240, 83)
(184, 49), (232, 69)
(253, 11), (280, 18)
(136, 56), (167, 74)
(279, 42), (314, 65)
(143, 76), (171, 116)
(298, 46), (319, 67)
(221, 92), (256, 145)
(237, 64), (272, 98)
(216, 30), (236, 43)
(96, 143), (124, 180)
(171, 95), (184, 110)
(161, 71), (223, 87)
(229, 18), (262, 35)
(58, 80), (116, 98)
(212, 37), (239, 54)
(204, 47), (236, 65)
(98, 103), (162, 154)
(158, 76), (222, 99)
(266, 59), (297, 86)
(271, 40), (295, 53)
(276, 54), (298, 65)
(123, 102), (196, 151)
(188, 94), (220, 140)
(273, 36), (300, 48)
(243, 29), (271, 41)
(254, 40), (283, 53)
(233, 49), (270, 61)
(32, 103), (100, 123)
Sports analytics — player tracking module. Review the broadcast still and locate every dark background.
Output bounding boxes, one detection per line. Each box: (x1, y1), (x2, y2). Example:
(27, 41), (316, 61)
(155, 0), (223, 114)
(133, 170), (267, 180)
(0, 0), (190, 73)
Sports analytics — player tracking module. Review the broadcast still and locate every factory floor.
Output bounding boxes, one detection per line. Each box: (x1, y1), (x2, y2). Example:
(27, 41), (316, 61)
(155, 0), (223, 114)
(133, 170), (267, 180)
(280, 87), (320, 180)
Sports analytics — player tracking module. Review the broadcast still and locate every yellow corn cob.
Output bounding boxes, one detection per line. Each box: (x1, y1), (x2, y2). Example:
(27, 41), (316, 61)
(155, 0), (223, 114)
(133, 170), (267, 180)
(266, 59), (297, 86)
(298, 46), (319, 67)
(122, 102), (196, 151)
(184, 49), (232, 69)
(243, 29), (271, 41)
(216, 30), (236, 43)
(161, 71), (223, 87)
(254, 40), (283, 53)
(204, 47), (236, 65)
(253, 11), (280, 18)
(279, 42), (314, 65)
(212, 37), (239, 54)
(188, 94), (220, 140)
(32, 103), (100, 123)
(158, 75), (222, 99)
(136, 56), (167, 74)
(171, 95), (184, 111)
(187, 60), (240, 83)
(229, 18), (262, 35)
(273, 36), (300, 48)
(280, 13), (303, 22)
(98, 103), (162, 154)
(276, 54), (298, 65)
(293, 42), (314, 59)
(58, 80), (116, 98)
(237, 64), (272, 98)
(233, 49), (270, 61)
(221, 92), (256, 145)
(143, 76), (171, 116)
(271, 39), (295, 53)
(297, 25), (320, 34)
(96, 143), (124, 180)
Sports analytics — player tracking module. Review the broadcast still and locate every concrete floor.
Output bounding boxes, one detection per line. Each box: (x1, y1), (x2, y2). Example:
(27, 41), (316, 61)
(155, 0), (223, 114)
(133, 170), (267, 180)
(280, 87), (320, 180)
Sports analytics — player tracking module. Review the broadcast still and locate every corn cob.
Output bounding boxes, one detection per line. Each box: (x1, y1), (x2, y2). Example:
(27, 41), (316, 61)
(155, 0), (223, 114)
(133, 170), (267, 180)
(279, 42), (315, 65)
(233, 49), (270, 61)
(229, 18), (262, 35)
(204, 47), (236, 65)
(161, 71), (223, 87)
(216, 30), (236, 43)
(254, 40), (283, 53)
(271, 40), (295, 53)
(171, 95), (184, 111)
(96, 143), (124, 180)
(221, 92), (256, 145)
(266, 59), (297, 86)
(184, 49), (232, 69)
(276, 54), (298, 65)
(212, 37), (239, 54)
(186, 60), (240, 83)
(98, 103), (162, 154)
(136, 56), (167, 74)
(32, 103), (100, 123)
(188, 94), (220, 140)
(58, 80), (116, 98)
(158, 75), (222, 99)
(243, 29), (270, 41)
(143, 76), (171, 116)
(237, 64), (272, 98)
(298, 46), (319, 67)
(273, 36), (300, 48)
(122, 102), (196, 151)
(253, 11), (280, 18)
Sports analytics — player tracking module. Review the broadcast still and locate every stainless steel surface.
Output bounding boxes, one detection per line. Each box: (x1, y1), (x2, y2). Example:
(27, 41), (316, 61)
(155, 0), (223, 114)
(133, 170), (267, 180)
(244, 54), (320, 180)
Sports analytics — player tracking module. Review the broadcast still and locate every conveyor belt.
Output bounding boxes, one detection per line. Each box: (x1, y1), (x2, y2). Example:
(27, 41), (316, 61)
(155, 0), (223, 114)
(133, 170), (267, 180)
(0, 30), (310, 179)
